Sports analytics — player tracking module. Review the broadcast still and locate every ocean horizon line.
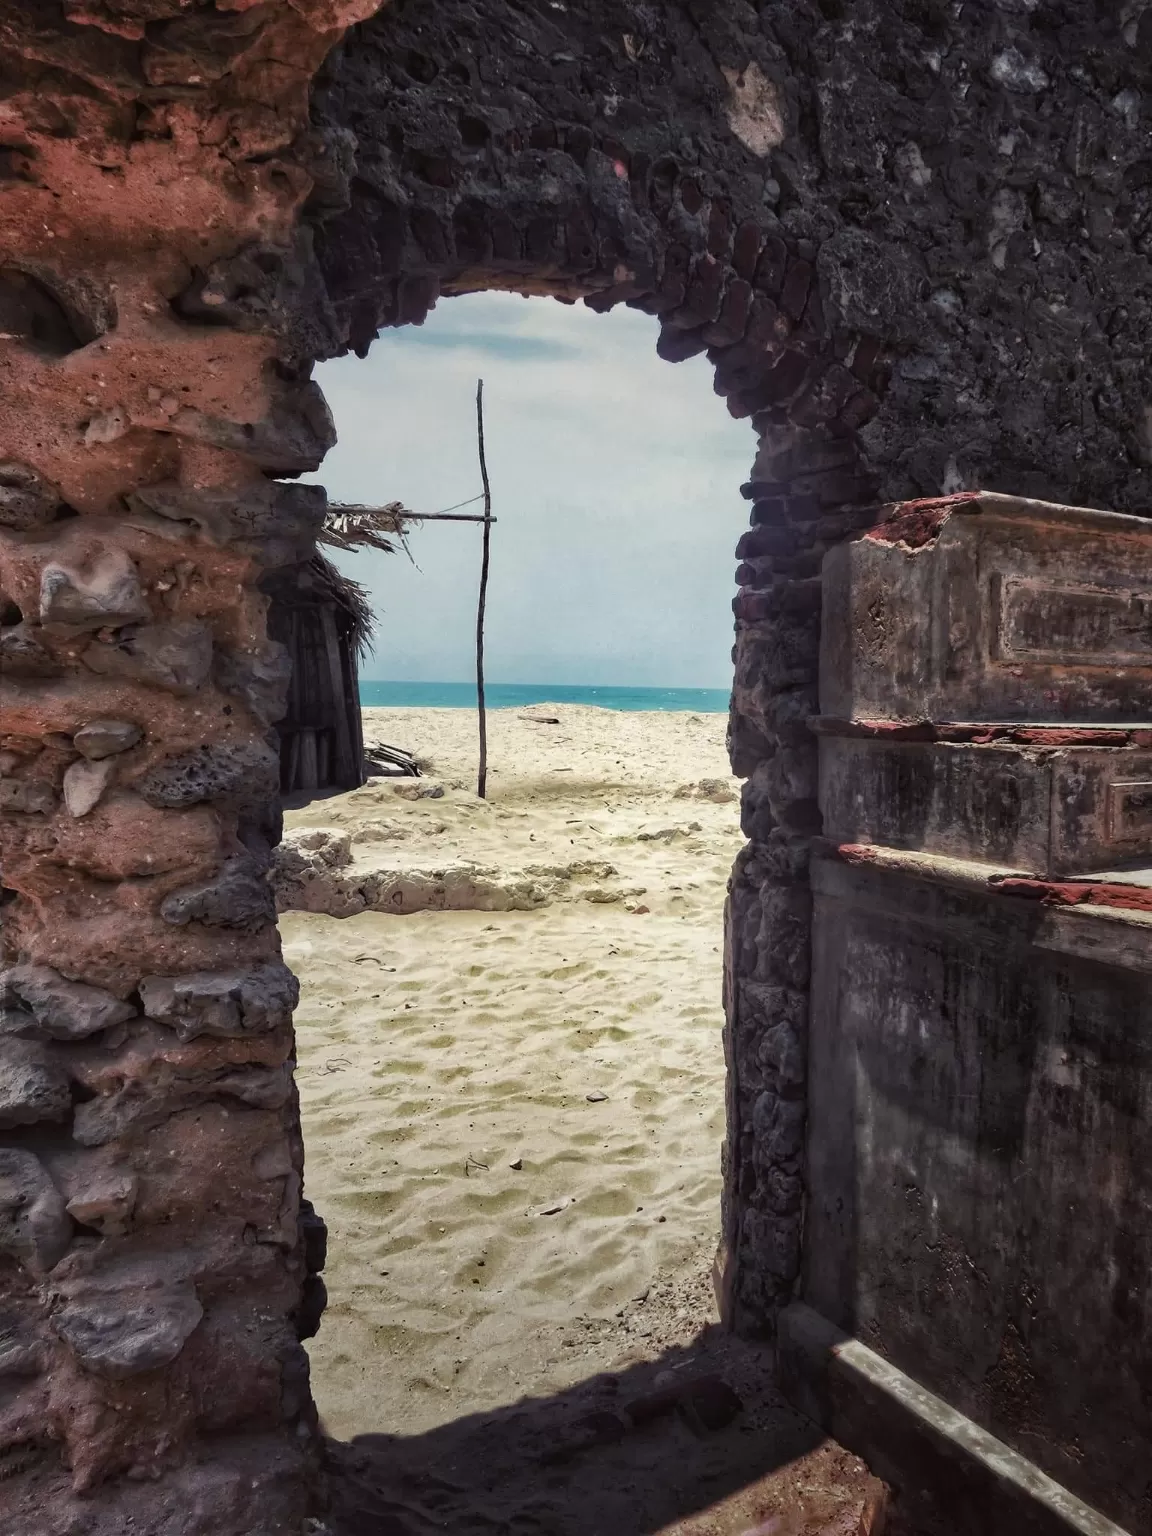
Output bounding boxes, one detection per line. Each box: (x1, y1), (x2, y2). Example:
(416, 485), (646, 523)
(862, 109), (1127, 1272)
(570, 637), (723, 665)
(358, 679), (732, 713)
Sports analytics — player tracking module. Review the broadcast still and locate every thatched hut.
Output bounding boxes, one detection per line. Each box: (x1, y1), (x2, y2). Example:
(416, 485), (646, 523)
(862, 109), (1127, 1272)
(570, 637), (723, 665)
(265, 502), (407, 798)
(265, 551), (373, 797)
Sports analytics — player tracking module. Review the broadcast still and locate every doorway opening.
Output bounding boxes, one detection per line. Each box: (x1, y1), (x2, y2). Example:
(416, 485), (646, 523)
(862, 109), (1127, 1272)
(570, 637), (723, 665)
(283, 290), (747, 1425)
(273, 294), (885, 1530)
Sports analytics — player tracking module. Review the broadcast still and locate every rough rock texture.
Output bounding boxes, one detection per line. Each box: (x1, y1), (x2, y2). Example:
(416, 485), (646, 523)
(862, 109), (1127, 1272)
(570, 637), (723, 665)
(315, 0), (1152, 511)
(2, 0), (1149, 1529)
(0, 0), (380, 1528)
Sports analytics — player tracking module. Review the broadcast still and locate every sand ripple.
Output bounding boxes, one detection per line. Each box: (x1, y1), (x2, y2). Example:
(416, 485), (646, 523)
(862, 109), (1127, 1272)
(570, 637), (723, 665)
(283, 705), (742, 1441)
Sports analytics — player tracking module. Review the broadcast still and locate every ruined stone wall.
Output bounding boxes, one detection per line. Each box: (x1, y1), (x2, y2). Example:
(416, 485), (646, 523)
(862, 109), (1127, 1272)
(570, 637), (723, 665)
(0, 3), (379, 1530)
(794, 493), (1152, 1529)
(316, 0), (1152, 511)
(311, 0), (1152, 1335)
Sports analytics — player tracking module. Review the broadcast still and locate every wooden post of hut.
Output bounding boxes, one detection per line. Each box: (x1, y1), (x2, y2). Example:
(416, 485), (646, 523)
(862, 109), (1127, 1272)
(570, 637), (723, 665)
(264, 551), (374, 798)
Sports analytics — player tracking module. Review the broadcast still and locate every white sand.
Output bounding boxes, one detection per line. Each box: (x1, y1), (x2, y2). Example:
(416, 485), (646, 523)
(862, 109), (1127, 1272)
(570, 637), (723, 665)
(280, 704), (744, 1442)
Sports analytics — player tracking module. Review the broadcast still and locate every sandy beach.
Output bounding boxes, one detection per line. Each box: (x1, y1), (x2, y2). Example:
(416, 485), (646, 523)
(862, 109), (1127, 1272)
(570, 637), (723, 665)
(280, 705), (742, 1436)
(281, 707), (888, 1533)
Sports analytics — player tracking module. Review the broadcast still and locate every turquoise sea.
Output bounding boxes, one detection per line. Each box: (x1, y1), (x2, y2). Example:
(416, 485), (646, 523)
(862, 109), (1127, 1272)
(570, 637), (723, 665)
(359, 680), (731, 713)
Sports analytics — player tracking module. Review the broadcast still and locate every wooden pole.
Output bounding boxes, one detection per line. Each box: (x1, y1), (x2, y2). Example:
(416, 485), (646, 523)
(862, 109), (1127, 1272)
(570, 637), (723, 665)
(402, 512), (497, 523)
(475, 378), (493, 799)
(327, 506), (496, 524)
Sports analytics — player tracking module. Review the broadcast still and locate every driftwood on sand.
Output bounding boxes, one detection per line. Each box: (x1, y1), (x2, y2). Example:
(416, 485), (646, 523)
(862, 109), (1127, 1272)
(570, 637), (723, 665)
(364, 741), (421, 778)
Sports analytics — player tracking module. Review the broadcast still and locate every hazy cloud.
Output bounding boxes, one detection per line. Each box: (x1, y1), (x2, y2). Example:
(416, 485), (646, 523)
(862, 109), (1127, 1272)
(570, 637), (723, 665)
(305, 291), (755, 689)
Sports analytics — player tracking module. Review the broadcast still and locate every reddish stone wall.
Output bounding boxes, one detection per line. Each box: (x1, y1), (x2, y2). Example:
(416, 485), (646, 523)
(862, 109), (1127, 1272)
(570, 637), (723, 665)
(0, 3), (376, 1529)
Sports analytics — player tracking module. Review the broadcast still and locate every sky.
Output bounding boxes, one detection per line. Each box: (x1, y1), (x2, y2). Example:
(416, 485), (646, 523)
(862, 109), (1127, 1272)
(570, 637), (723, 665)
(305, 291), (755, 689)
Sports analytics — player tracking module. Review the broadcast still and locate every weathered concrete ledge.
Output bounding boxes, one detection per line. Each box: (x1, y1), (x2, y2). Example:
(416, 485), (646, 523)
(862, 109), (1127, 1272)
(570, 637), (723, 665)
(805, 847), (1152, 1525)
(821, 841), (1152, 917)
(811, 720), (1152, 747)
(862, 491), (1152, 552)
(778, 1303), (1132, 1536)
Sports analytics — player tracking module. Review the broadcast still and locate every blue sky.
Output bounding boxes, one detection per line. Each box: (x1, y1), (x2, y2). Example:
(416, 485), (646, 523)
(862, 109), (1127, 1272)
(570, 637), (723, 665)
(306, 291), (755, 689)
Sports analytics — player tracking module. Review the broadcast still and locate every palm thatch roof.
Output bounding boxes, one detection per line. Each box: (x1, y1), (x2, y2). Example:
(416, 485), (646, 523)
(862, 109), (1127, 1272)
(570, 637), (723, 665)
(308, 548), (377, 659)
(309, 500), (419, 660)
(319, 501), (413, 555)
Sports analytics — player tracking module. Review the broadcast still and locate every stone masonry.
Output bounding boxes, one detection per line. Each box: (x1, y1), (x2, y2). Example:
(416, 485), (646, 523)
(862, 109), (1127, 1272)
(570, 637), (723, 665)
(0, 2), (375, 1530)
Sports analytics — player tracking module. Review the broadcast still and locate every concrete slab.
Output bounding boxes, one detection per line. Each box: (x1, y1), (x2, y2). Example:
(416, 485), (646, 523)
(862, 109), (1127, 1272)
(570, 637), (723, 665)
(778, 1304), (1133, 1536)
(820, 493), (1152, 724)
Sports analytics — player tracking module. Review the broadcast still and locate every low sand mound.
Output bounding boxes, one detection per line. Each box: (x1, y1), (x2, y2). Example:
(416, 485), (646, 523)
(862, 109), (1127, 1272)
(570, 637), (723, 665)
(272, 826), (635, 916)
(279, 707), (743, 927)
(674, 777), (739, 803)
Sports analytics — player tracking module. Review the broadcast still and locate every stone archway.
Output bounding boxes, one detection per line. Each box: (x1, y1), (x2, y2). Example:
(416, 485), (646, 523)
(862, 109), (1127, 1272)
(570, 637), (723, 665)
(0, 2), (1149, 1531)
(306, 0), (1152, 1351)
